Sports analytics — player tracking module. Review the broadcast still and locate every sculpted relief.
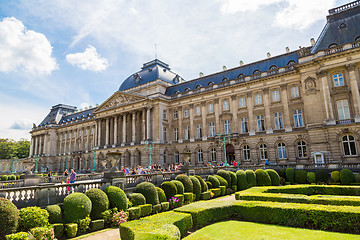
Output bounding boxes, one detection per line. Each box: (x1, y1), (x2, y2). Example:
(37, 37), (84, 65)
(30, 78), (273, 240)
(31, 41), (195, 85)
(101, 93), (145, 111)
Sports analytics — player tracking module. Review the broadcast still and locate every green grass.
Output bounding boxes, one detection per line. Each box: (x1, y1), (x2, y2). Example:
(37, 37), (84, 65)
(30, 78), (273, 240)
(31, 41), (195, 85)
(183, 220), (360, 240)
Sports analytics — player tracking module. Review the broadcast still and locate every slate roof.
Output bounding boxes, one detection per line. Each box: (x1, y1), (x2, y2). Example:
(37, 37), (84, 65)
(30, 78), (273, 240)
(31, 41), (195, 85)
(59, 108), (95, 124)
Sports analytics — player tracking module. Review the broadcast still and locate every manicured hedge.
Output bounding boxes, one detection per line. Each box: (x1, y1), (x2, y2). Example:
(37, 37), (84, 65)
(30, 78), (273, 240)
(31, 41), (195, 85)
(161, 181), (177, 200)
(90, 219), (104, 232)
(161, 202), (169, 211)
(340, 169), (354, 185)
(331, 171), (340, 183)
(265, 169), (280, 186)
(194, 175), (208, 193)
(315, 169), (329, 183)
(65, 223), (77, 238)
(219, 186), (226, 196)
(245, 170), (256, 188)
(285, 168), (295, 184)
(255, 169), (271, 186)
(172, 180), (185, 194)
(214, 175), (228, 188)
(175, 174), (193, 193)
(0, 197), (20, 239)
(184, 193), (194, 204)
(211, 188), (221, 197)
(52, 223), (64, 238)
(175, 194), (184, 206)
(236, 170), (248, 190)
(207, 175), (220, 188)
(134, 182), (159, 206)
(228, 171), (237, 189)
(156, 187), (167, 203)
(307, 172), (316, 184)
(189, 176), (201, 200)
(294, 170), (307, 184)
(128, 193), (146, 206)
(105, 186), (128, 211)
(201, 191), (211, 200)
(19, 206), (49, 231)
(139, 204), (152, 217)
(85, 188), (109, 220)
(216, 170), (231, 186)
(206, 181), (213, 190)
(46, 205), (62, 224)
(63, 193), (91, 223)
(127, 207), (141, 220)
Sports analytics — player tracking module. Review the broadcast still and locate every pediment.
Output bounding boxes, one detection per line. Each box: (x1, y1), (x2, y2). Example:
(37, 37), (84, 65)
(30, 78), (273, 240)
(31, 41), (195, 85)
(93, 91), (149, 113)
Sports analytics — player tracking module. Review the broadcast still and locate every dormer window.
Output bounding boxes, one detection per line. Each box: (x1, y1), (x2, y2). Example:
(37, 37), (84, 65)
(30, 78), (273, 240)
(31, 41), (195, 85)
(269, 65), (277, 70)
(238, 74), (245, 79)
(173, 75), (180, 84)
(328, 43), (338, 48)
(253, 70), (261, 75)
(222, 78), (229, 82)
(174, 91), (179, 95)
(184, 88), (190, 92)
(339, 23), (347, 29)
(196, 85), (202, 89)
(287, 60), (296, 65)
(208, 82), (214, 86)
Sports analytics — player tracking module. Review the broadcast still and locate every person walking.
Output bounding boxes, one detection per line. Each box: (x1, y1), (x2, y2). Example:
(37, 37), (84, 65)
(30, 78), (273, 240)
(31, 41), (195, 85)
(70, 169), (76, 184)
(48, 171), (52, 183)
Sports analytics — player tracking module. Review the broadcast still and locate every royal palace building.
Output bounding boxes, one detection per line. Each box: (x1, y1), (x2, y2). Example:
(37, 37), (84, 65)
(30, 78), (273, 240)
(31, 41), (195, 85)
(29, 1), (360, 172)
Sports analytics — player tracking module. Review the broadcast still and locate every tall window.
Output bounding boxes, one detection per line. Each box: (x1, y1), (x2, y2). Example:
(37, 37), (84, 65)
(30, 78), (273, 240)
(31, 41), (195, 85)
(185, 126), (190, 140)
(290, 86), (299, 98)
(277, 142), (287, 159)
(223, 100), (229, 110)
(196, 106), (201, 115)
(240, 117), (248, 133)
(224, 120), (231, 134)
(173, 110), (178, 119)
(342, 135), (357, 156)
(337, 99), (351, 120)
(163, 127), (167, 141)
(174, 128), (179, 141)
(184, 108), (189, 117)
(293, 109), (304, 127)
(174, 151), (179, 164)
(272, 90), (280, 102)
(257, 115), (265, 131)
(208, 103), (214, 113)
(333, 73), (344, 87)
(163, 151), (167, 164)
(239, 97), (246, 108)
(274, 112), (283, 130)
(196, 124), (202, 138)
(209, 122), (215, 137)
(197, 149), (203, 163)
(163, 110), (167, 120)
(259, 144), (268, 160)
(255, 94), (262, 105)
(297, 141), (307, 158)
(243, 145), (250, 161)
(210, 148), (217, 162)
(84, 142), (87, 151)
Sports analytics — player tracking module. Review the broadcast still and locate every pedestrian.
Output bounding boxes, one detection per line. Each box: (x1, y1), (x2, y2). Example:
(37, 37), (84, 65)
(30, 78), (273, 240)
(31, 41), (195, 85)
(48, 171), (52, 183)
(66, 177), (70, 191)
(70, 168), (76, 184)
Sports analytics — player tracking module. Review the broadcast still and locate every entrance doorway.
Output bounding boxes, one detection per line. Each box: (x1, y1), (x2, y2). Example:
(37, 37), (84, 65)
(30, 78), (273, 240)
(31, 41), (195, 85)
(226, 144), (235, 162)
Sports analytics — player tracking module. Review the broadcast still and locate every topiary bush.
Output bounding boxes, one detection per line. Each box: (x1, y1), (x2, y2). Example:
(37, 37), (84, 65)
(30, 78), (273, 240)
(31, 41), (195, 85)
(194, 175), (208, 192)
(265, 169), (280, 186)
(207, 175), (220, 188)
(152, 204), (162, 214)
(206, 181), (213, 190)
(294, 170), (307, 184)
(128, 193), (146, 206)
(19, 206), (49, 232)
(1, 175), (8, 181)
(183, 193), (194, 204)
(228, 171), (237, 190)
(105, 186), (128, 211)
(315, 169), (329, 183)
(277, 169), (285, 178)
(236, 170), (248, 190)
(201, 191), (211, 200)
(354, 173), (360, 183)
(90, 219), (104, 232)
(139, 204), (152, 217)
(171, 180), (185, 194)
(331, 171), (340, 183)
(307, 172), (316, 184)
(245, 170), (256, 188)
(134, 182), (159, 206)
(156, 187), (167, 203)
(216, 170), (231, 186)
(127, 207), (141, 220)
(46, 205), (62, 224)
(161, 181), (177, 200)
(8, 175), (16, 181)
(65, 223), (77, 238)
(0, 197), (20, 239)
(189, 176), (201, 200)
(255, 169), (272, 186)
(5, 232), (28, 240)
(63, 192), (92, 223)
(285, 168), (295, 184)
(52, 223), (64, 238)
(340, 169), (354, 185)
(30, 226), (55, 240)
(175, 174), (193, 193)
(214, 175), (228, 188)
(161, 202), (169, 211)
(85, 188), (109, 220)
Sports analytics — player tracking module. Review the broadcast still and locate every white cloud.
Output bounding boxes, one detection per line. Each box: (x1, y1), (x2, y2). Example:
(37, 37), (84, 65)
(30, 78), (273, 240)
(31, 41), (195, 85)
(66, 45), (109, 72)
(221, 0), (282, 14)
(0, 17), (57, 75)
(10, 119), (33, 130)
(80, 102), (90, 109)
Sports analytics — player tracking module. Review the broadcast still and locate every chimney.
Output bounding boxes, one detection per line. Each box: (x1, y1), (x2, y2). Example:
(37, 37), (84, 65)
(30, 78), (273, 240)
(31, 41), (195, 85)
(286, 47), (290, 53)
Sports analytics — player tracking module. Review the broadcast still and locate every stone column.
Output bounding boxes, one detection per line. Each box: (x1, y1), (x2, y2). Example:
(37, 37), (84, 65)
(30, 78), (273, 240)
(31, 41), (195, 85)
(39, 135), (43, 155)
(105, 118), (109, 147)
(122, 114), (126, 146)
(113, 115), (118, 146)
(142, 109), (146, 143)
(247, 92), (255, 136)
(64, 132), (67, 154)
(131, 111), (136, 145)
(347, 64), (360, 122)
(178, 107), (183, 143)
(98, 120), (102, 147)
(214, 99), (220, 134)
(189, 104), (194, 142)
(263, 88), (273, 134)
(147, 107), (151, 140)
(29, 137), (34, 157)
(318, 70), (335, 124)
(280, 84), (292, 132)
(231, 95), (238, 133)
(201, 101), (207, 140)
(44, 134), (48, 156)
(34, 136), (38, 155)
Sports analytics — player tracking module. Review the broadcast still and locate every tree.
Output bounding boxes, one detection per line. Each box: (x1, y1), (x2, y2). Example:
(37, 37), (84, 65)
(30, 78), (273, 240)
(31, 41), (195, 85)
(0, 138), (30, 159)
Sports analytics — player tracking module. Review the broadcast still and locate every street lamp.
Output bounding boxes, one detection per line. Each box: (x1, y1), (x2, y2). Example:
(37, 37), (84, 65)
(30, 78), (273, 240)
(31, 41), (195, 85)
(13, 158), (18, 173)
(34, 155), (40, 173)
(92, 147), (97, 172)
(145, 141), (154, 168)
(218, 133), (231, 166)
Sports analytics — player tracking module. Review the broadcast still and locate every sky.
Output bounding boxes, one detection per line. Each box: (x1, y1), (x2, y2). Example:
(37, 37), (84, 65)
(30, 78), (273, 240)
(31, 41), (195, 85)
(0, 0), (352, 141)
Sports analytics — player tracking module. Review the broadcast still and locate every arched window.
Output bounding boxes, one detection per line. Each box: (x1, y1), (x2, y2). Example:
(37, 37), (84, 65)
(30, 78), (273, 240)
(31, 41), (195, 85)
(243, 145), (250, 161)
(174, 91), (179, 95)
(253, 70), (261, 75)
(297, 141), (307, 158)
(328, 43), (338, 48)
(259, 144), (268, 160)
(222, 78), (229, 82)
(269, 65), (277, 70)
(184, 88), (190, 92)
(208, 82), (214, 86)
(210, 148), (217, 162)
(277, 142), (287, 159)
(339, 23), (347, 29)
(287, 60), (296, 66)
(196, 84), (202, 89)
(355, 36), (360, 42)
(342, 135), (357, 156)
(238, 74), (245, 79)
(197, 149), (203, 163)
(174, 151), (179, 164)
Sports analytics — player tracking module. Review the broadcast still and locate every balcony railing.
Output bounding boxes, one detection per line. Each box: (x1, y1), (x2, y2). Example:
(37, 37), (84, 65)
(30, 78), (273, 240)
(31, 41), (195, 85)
(328, 0), (360, 15)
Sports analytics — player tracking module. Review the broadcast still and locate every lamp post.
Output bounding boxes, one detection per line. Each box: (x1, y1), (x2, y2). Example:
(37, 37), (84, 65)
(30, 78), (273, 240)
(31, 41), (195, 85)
(34, 155), (40, 173)
(218, 133), (231, 166)
(145, 141), (154, 169)
(10, 159), (14, 173)
(13, 158), (18, 173)
(92, 147), (97, 172)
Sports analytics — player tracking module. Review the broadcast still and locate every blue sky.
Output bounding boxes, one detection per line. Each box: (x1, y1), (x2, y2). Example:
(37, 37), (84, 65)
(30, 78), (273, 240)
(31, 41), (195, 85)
(0, 0), (351, 140)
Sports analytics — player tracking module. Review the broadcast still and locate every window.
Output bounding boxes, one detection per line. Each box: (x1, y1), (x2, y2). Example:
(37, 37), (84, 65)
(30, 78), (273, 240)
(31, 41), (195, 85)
(336, 99), (351, 120)
(84, 129), (87, 136)
(91, 128), (93, 134)
(274, 112), (283, 130)
(208, 103), (214, 113)
(184, 88), (190, 92)
(196, 106), (201, 115)
(259, 144), (268, 160)
(163, 110), (167, 120)
(173, 110), (178, 119)
(240, 117), (248, 133)
(163, 152), (167, 164)
(196, 124), (202, 138)
(84, 142), (87, 151)
(342, 135), (357, 156)
(333, 73), (344, 87)
(293, 109), (304, 127)
(209, 122), (215, 137)
(223, 100), (229, 110)
(257, 115), (265, 131)
(255, 94), (262, 105)
(163, 127), (167, 141)
(174, 151), (179, 164)
(184, 108), (189, 117)
(224, 120), (231, 134)
(210, 148), (217, 162)
(197, 149), (203, 163)
(290, 86), (299, 98)
(185, 126), (190, 140)
(239, 97), (246, 108)
(243, 145), (251, 161)
(297, 141), (307, 158)
(196, 84), (201, 89)
(174, 128), (179, 141)
(272, 90), (280, 102)
(277, 143), (287, 159)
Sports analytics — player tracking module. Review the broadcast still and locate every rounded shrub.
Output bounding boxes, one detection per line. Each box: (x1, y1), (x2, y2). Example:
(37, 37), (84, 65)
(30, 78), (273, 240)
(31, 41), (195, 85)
(228, 171), (237, 189)
(194, 175), (208, 192)
(265, 169), (280, 186)
(171, 180), (184, 194)
(214, 175), (228, 187)
(255, 169), (272, 186)
(128, 193), (146, 206)
(19, 206), (49, 231)
(306, 172), (316, 184)
(206, 181), (213, 189)
(354, 173), (360, 183)
(294, 170), (307, 184)
(161, 181), (177, 200)
(0, 197), (19, 239)
(236, 170), (248, 190)
(175, 174), (193, 193)
(1, 175), (8, 181)
(277, 169), (286, 178)
(134, 182), (159, 205)
(315, 169), (329, 183)
(63, 193), (92, 223)
(85, 188), (109, 220)
(8, 175), (16, 181)
(331, 171), (340, 183)
(156, 187), (167, 203)
(285, 168), (295, 184)
(189, 176), (201, 200)
(216, 170), (231, 186)
(207, 175), (220, 188)
(46, 204), (62, 223)
(105, 186), (128, 211)
(245, 170), (256, 188)
(340, 169), (354, 185)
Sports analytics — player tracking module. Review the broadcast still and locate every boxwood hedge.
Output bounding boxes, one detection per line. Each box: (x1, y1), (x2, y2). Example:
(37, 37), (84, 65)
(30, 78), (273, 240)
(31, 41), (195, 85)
(236, 170), (248, 190)
(214, 175), (228, 188)
(265, 169), (280, 186)
(207, 175), (220, 188)
(85, 188), (109, 220)
(161, 181), (177, 200)
(245, 170), (256, 188)
(128, 193), (146, 206)
(216, 170), (231, 186)
(175, 174), (193, 193)
(189, 176), (201, 200)
(171, 180), (185, 195)
(105, 186), (128, 211)
(255, 169), (271, 186)
(194, 175), (208, 193)
(340, 169), (354, 185)
(134, 182), (159, 206)
(156, 187), (167, 203)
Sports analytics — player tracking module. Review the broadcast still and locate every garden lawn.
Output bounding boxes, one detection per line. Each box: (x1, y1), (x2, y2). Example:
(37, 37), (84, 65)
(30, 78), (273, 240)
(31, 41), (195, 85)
(183, 220), (360, 240)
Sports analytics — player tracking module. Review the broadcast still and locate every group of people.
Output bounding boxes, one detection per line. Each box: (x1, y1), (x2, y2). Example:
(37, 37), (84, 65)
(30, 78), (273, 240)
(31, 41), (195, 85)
(119, 163), (182, 175)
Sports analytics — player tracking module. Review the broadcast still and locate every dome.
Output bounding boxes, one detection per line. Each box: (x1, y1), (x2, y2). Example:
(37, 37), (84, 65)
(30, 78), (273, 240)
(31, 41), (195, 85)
(119, 59), (183, 91)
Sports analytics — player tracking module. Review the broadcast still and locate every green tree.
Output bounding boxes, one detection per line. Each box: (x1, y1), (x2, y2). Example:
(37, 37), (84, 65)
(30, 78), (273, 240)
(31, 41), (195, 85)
(0, 138), (30, 159)
(15, 139), (30, 159)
